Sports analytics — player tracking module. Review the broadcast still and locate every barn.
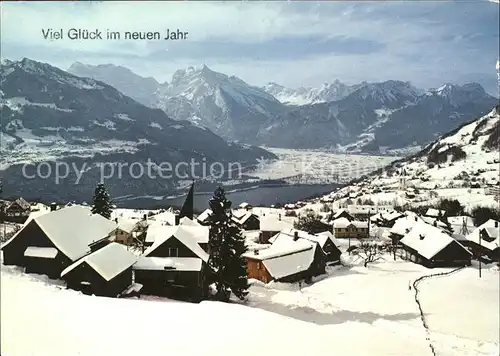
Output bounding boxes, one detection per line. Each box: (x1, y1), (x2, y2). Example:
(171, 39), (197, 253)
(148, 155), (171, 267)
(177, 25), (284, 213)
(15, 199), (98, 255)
(1, 206), (117, 278)
(400, 221), (472, 268)
(134, 225), (210, 300)
(60, 243), (137, 297)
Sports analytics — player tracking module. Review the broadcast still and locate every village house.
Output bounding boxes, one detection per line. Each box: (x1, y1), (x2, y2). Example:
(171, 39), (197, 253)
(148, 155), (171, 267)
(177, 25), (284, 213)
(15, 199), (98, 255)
(333, 218), (369, 239)
(370, 211), (405, 228)
(329, 209), (354, 222)
(399, 221), (472, 268)
(270, 228), (341, 265)
(1, 206), (117, 278)
(232, 210), (260, 231)
(60, 242), (138, 297)
(347, 205), (390, 220)
(134, 225), (210, 300)
(259, 214), (295, 244)
(2, 198), (31, 223)
(243, 232), (325, 284)
(389, 213), (421, 245)
(112, 219), (138, 246)
(463, 219), (500, 262)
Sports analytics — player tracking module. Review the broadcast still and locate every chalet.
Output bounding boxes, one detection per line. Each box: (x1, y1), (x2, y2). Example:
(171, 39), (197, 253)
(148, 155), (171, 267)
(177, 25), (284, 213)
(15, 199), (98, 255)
(60, 242), (137, 297)
(3, 198), (31, 223)
(134, 225), (210, 300)
(463, 220), (500, 262)
(112, 219), (138, 246)
(259, 214), (294, 243)
(333, 218), (369, 239)
(1, 206), (117, 278)
(389, 213), (421, 245)
(243, 236), (324, 284)
(232, 210), (260, 231)
(400, 221), (472, 268)
(370, 211), (404, 228)
(347, 205), (389, 220)
(270, 229), (341, 265)
(330, 209), (354, 222)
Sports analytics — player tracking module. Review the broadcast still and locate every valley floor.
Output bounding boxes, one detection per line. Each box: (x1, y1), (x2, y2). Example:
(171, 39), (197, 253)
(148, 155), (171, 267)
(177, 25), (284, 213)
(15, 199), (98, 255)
(2, 257), (498, 356)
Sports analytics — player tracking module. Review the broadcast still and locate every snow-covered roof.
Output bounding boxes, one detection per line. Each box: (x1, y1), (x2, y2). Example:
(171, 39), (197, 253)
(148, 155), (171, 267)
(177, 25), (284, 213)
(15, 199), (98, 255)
(465, 219), (500, 252)
(145, 223), (177, 244)
(61, 242), (137, 281)
(352, 221), (369, 229)
(134, 257), (203, 271)
(116, 219), (137, 233)
(425, 208), (445, 218)
(179, 216), (201, 226)
(260, 215), (294, 232)
(3, 206), (117, 261)
(332, 209), (352, 220)
(390, 213), (422, 236)
(149, 210), (176, 225)
(239, 202), (251, 209)
(24, 246), (58, 259)
(144, 225), (209, 262)
(332, 217), (351, 228)
(347, 205), (382, 215)
(263, 247), (316, 280)
(196, 209), (212, 223)
(400, 221), (470, 260)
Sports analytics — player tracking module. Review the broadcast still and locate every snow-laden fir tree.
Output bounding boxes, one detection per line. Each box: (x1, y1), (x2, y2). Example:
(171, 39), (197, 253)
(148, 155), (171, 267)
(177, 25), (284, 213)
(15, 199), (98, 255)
(207, 187), (248, 301)
(91, 183), (112, 219)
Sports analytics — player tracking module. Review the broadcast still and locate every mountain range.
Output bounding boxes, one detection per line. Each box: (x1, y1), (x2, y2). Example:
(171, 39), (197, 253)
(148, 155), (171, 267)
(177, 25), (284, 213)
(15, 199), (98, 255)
(69, 62), (498, 153)
(0, 58), (275, 202)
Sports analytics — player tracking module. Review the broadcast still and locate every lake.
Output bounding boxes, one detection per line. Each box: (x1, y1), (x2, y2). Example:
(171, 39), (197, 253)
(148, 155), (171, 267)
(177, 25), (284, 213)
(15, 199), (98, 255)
(117, 183), (340, 211)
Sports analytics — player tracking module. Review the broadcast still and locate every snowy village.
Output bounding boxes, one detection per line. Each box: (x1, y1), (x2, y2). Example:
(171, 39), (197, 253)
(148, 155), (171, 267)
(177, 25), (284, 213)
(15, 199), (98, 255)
(1, 1), (500, 356)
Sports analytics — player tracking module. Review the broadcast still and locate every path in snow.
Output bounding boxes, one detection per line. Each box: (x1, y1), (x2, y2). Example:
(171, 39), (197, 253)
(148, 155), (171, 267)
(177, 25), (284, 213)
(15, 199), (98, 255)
(412, 266), (467, 356)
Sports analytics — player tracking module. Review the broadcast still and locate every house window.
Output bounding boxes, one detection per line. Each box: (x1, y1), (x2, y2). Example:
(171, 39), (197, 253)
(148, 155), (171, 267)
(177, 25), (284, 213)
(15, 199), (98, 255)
(168, 248), (178, 257)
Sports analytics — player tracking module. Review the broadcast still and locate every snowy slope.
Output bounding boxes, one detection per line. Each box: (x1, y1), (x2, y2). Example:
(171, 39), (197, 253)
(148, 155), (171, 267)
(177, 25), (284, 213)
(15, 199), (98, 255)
(2, 259), (498, 356)
(317, 106), (500, 210)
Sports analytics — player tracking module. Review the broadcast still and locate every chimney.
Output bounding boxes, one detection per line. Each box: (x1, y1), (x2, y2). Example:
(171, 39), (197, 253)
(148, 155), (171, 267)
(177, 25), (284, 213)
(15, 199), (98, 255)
(293, 231), (299, 241)
(174, 214), (180, 226)
(254, 248), (259, 255)
(415, 216), (418, 222)
(495, 221), (499, 228)
(143, 214), (147, 221)
(278, 214), (281, 221)
(433, 221), (437, 227)
(50, 202), (57, 211)
(115, 218), (118, 224)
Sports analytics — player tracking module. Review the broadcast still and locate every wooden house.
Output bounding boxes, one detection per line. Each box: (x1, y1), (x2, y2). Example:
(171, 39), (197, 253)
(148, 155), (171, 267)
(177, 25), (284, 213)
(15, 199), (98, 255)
(370, 211), (404, 228)
(133, 225), (210, 300)
(60, 243), (137, 297)
(3, 198), (31, 223)
(244, 233), (325, 284)
(112, 219), (138, 246)
(1, 206), (117, 278)
(463, 219), (500, 262)
(400, 221), (472, 268)
(333, 218), (369, 239)
(259, 214), (294, 243)
(232, 211), (260, 231)
(389, 213), (421, 245)
(330, 209), (354, 222)
(270, 229), (340, 265)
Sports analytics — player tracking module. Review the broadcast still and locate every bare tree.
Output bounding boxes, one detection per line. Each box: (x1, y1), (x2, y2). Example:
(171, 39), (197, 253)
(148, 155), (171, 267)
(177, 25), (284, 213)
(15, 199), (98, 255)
(354, 239), (385, 267)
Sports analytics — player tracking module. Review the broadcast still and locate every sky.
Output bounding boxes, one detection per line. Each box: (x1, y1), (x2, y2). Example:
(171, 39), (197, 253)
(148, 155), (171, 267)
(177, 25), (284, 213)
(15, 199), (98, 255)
(1, 1), (499, 95)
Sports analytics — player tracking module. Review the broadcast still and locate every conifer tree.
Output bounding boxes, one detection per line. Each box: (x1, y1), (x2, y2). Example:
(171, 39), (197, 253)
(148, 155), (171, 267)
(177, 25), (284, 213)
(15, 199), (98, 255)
(207, 187), (248, 301)
(91, 183), (112, 219)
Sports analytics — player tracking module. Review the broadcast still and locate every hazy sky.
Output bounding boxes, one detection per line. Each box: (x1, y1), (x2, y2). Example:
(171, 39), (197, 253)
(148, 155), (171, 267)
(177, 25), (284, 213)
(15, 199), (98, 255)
(1, 1), (499, 95)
